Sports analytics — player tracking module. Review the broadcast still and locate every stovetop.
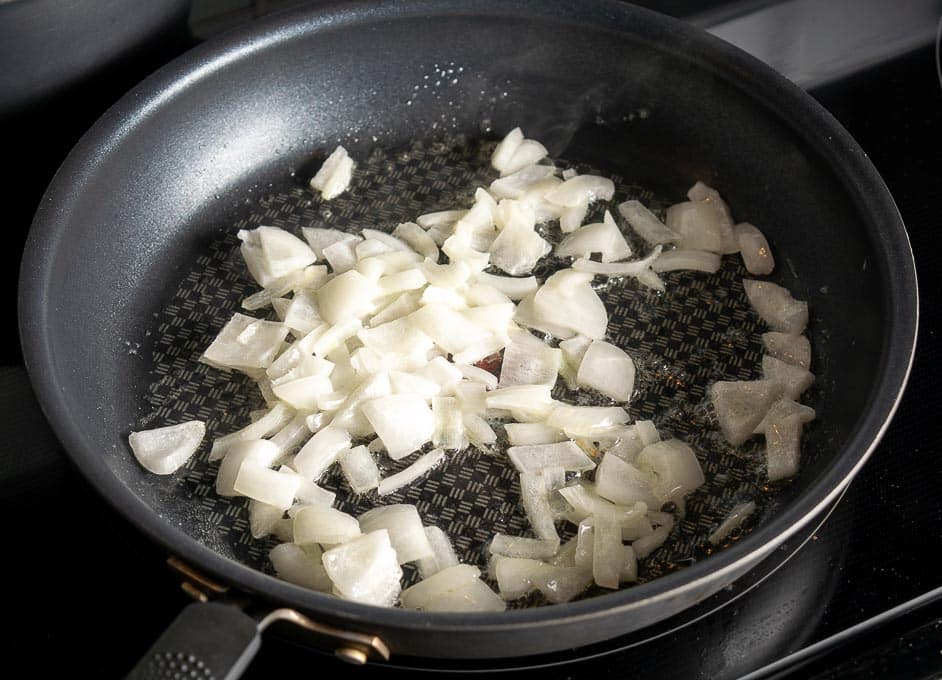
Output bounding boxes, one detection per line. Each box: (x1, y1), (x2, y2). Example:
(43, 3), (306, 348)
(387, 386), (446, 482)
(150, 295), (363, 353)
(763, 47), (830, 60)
(2, 4), (940, 678)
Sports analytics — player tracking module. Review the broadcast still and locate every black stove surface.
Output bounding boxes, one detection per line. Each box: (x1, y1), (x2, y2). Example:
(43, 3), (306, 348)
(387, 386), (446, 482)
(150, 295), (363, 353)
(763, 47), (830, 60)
(3, 9), (940, 680)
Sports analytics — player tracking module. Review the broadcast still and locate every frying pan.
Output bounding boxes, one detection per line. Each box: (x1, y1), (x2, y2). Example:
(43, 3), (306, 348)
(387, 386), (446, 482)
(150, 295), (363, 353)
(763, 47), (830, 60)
(18, 0), (917, 676)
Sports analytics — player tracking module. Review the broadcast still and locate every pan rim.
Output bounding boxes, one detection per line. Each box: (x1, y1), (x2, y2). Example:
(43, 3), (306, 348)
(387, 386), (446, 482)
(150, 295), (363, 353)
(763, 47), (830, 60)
(18, 0), (918, 655)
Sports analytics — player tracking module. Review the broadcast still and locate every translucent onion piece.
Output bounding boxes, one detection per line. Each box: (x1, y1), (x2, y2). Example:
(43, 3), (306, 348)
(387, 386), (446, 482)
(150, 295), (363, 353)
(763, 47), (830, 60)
(270, 413), (315, 459)
(489, 207), (549, 275)
(316, 270), (381, 325)
(500, 139), (549, 177)
(393, 222), (439, 260)
(592, 516), (622, 589)
(620, 545), (638, 583)
(762, 355), (815, 400)
(361, 394), (435, 460)
(464, 414), (498, 446)
(270, 543), (331, 591)
(271, 374), (333, 411)
(233, 465), (300, 510)
(499, 331), (562, 388)
(321, 530), (403, 606)
(735, 222), (775, 275)
(400, 564), (482, 610)
(494, 556), (542, 599)
(664, 201), (730, 253)
(631, 523), (671, 559)
(417, 525), (460, 579)
(249, 500), (284, 539)
(765, 414), (804, 481)
(216, 439), (281, 497)
(490, 164), (557, 200)
(338, 445), (381, 493)
(293, 506), (362, 546)
(686, 181), (739, 254)
(301, 227), (359, 261)
(559, 201), (588, 234)
(532, 269), (608, 340)
(425, 577), (506, 612)
(594, 453), (659, 507)
(559, 484), (647, 527)
(474, 272), (538, 300)
(389, 370), (442, 400)
(710, 379), (783, 446)
(491, 127), (524, 173)
(417, 209), (467, 229)
(432, 396), (467, 451)
(377, 447), (446, 496)
(293, 426), (351, 480)
(743, 279), (809, 335)
(310, 145), (354, 200)
(571, 244), (662, 278)
(408, 303), (491, 355)
(359, 504), (436, 564)
(485, 385), (555, 422)
(455, 363), (499, 390)
(761, 332), (812, 369)
(555, 211), (631, 263)
(239, 226), (317, 288)
(201, 313), (289, 372)
(576, 340), (635, 402)
(357, 317), (434, 356)
(504, 422), (566, 446)
(514, 292), (576, 339)
(546, 404), (630, 438)
(635, 440), (706, 504)
(377, 268), (428, 297)
(370, 292), (420, 327)
(534, 565), (594, 603)
(754, 399), (816, 435)
(708, 501), (757, 544)
(279, 291), (322, 336)
(507, 441), (596, 475)
(276, 466), (336, 506)
(128, 421), (205, 475)
(520, 472), (559, 541)
(545, 174), (615, 208)
(652, 249), (722, 274)
(322, 238), (360, 274)
(574, 521), (594, 572)
(617, 200), (679, 246)
(490, 534), (560, 560)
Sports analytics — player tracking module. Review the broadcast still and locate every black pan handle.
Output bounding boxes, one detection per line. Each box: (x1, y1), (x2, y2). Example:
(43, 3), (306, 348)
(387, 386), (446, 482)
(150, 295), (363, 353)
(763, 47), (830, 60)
(126, 602), (261, 680)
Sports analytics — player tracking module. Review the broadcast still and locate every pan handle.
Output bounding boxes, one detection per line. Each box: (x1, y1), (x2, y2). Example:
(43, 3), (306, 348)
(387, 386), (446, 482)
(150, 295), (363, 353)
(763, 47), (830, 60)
(126, 601), (261, 680)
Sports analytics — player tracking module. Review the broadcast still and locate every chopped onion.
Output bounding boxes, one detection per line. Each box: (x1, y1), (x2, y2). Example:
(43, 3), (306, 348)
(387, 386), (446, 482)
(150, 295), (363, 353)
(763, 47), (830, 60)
(362, 394), (435, 460)
(545, 174), (615, 208)
(491, 127), (525, 173)
(519, 472), (559, 541)
(293, 426), (351, 480)
(310, 145), (354, 200)
(129, 420), (205, 475)
(559, 201), (588, 233)
(558, 484), (647, 526)
(710, 379), (783, 446)
(490, 533), (560, 560)
(736, 222), (775, 275)
(485, 385), (555, 422)
(571, 244), (662, 278)
(489, 202), (549, 275)
(592, 516), (622, 589)
(546, 404), (630, 438)
(474, 272), (538, 300)
(500, 139), (549, 177)
(743, 279), (809, 335)
(417, 209), (467, 229)
(408, 303), (491, 355)
(322, 237), (360, 274)
(417, 525), (460, 579)
(425, 577), (507, 612)
(233, 465), (299, 510)
(499, 331), (562, 388)
(534, 565), (594, 603)
(249, 500), (284, 539)
(301, 227), (358, 261)
(754, 398), (816, 435)
(338, 445), (381, 493)
(594, 454), (659, 507)
(555, 211), (632, 263)
(617, 200), (678, 245)
(321, 530), (403, 606)
(652, 249), (722, 274)
(708, 501), (757, 544)
(389, 370), (442, 400)
(201, 313), (289, 372)
(507, 441), (596, 474)
(316, 270), (380, 325)
(494, 556), (543, 599)
(635, 440), (705, 504)
(631, 523), (671, 559)
(576, 340), (635, 402)
(765, 414), (804, 481)
(293, 506), (362, 546)
(686, 181), (738, 254)
(455, 363), (499, 389)
(432, 396), (467, 451)
(270, 543), (331, 591)
(239, 226), (317, 288)
(359, 504), (435, 564)
(276, 466), (336, 506)
(464, 413), (498, 447)
(532, 269), (608, 339)
(762, 355), (815, 400)
(762, 332), (811, 369)
(377, 447), (446, 495)
(216, 439), (281, 497)
(400, 564), (482, 610)
(504, 422), (566, 446)
(489, 164), (557, 200)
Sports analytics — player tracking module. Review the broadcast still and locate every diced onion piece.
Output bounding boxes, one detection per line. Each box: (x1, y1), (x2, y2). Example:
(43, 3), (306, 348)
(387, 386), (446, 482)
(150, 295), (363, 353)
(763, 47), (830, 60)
(377, 268), (427, 297)
(762, 332), (811, 369)
(595, 454), (659, 507)
(249, 500), (284, 539)
(499, 331), (562, 388)
(359, 504), (436, 564)
(408, 303), (491, 355)
(754, 399), (816, 435)
(743, 279), (809, 335)
(310, 145), (354, 200)
(322, 238), (361, 274)
(710, 379), (783, 446)
(617, 200), (679, 245)
(317, 270), (380, 325)
(417, 525), (460, 579)
(736, 222), (774, 275)
(464, 414), (498, 447)
(534, 565), (594, 603)
(129, 421), (205, 475)
(546, 404), (630, 438)
(270, 413), (314, 459)
(708, 501), (757, 544)
(271, 374), (333, 411)
(474, 272), (538, 300)
(520, 472), (559, 541)
(322, 530), (403, 606)
(494, 556), (543, 599)
(490, 534), (560, 560)
(762, 355), (815, 400)
(687, 181), (738, 254)
(201, 313), (289, 372)
(377, 447), (446, 495)
(571, 244), (662, 278)
(389, 370), (442, 400)
(490, 164), (557, 200)
(270, 543), (331, 591)
(559, 484), (647, 527)
(239, 226), (318, 288)
(545, 174), (615, 208)
(393, 222), (439, 260)
(425, 577), (506, 612)
(574, 521), (594, 572)
(652, 249), (722, 274)
(555, 211), (631, 263)
(514, 293), (576, 339)
(637, 420), (661, 446)
(532, 269), (608, 340)
(576, 340), (635, 402)
(500, 139), (549, 177)
(216, 440), (281, 496)
(592, 516), (622, 590)
(455, 363), (499, 389)
(631, 523), (671, 558)
(635, 440), (705, 505)
(233, 465), (299, 510)
(362, 394), (435, 460)
(417, 209), (468, 229)
(559, 201), (588, 233)
(504, 422), (566, 446)
(301, 227), (358, 261)
(489, 203), (549, 275)
(370, 292), (421, 327)
(664, 201), (729, 253)
(507, 441), (596, 475)
(601, 426), (647, 463)
(338, 445), (381, 493)
(357, 317), (434, 356)
(491, 127), (524, 173)
(276, 466), (336, 506)
(293, 506), (362, 546)
(400, 564), (482, 610)
(279, 291), (322, 336)
(620, 545), (638, 583)
(765, 414), (805, 481)
(293, 426), (351, 480)
(432, 396), (467, 451)
(486, 385), (555, 422)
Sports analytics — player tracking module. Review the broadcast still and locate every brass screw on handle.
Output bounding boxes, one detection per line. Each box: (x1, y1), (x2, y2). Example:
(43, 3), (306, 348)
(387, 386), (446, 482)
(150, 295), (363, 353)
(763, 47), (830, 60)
(334, 646), (369, 665)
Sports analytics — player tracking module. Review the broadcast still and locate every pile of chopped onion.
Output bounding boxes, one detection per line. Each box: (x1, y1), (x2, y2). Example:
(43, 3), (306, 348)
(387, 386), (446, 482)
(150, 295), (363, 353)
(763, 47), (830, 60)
(129, 129), (815, 609)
